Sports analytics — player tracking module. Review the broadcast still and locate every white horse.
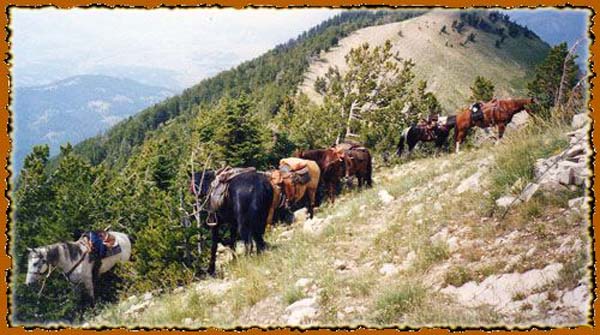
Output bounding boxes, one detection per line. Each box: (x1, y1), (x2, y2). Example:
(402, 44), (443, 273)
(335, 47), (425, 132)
(25, 231), (131, 302)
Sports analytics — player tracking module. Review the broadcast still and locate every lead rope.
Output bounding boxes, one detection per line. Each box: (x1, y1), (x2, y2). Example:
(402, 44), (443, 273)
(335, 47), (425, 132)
(36, 264), (54, 298)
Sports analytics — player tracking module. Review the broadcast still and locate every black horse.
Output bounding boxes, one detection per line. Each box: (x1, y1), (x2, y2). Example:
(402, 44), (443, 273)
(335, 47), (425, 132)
(190, 170), (273, 275)
(396, 116), (456, 157)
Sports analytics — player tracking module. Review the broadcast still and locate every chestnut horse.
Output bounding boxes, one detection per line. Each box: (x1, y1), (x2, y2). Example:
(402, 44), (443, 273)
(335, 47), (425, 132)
(454, 98), (535, 153)
(275, 158), (321, 219)
(294, 148), (344, 204)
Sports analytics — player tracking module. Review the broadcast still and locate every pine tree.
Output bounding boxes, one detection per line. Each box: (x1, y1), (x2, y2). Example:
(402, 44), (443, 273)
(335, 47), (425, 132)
(527, 42), (580, 113)
(213, 95), (267, 168)
(470, 76), (495, 102)
(13, 145), (53, 268)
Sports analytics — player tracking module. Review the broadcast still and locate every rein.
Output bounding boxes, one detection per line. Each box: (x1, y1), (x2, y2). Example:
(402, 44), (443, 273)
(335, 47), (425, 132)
(64, 240), (91, 281)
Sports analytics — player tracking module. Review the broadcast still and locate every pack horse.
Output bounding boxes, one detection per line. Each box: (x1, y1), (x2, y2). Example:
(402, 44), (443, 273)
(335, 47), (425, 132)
(25, 231), (131, 303)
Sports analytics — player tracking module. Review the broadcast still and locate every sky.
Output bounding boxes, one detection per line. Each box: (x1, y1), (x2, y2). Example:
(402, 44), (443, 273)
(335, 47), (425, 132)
(10, 8), (590, 90)
(10, 8), (341, 89)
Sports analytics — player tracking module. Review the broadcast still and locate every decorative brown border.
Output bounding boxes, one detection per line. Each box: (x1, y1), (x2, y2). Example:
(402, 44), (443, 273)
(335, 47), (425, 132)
(1, 2), (597, 334)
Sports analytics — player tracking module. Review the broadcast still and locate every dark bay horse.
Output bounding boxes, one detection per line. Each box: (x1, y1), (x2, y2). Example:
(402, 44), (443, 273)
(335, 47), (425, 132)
(190, 170), (273, 275)
(454, 98), (535, 153)
(396, 116), (456, 157)
(294, 148), (344, 204)
(334, 143), (373, 188)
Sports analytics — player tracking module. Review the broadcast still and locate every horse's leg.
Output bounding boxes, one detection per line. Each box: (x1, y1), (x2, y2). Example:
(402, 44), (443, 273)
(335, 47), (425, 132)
(309, 188), (317, 218)
(497, 123), (506, 143)
(208, 227), (219, 276)
(82, 275), (95, 307)
(327, 182), (335, 205)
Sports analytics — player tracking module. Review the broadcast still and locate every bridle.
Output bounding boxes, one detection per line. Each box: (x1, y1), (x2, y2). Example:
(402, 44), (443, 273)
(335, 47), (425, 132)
(27, 249), (55, 298)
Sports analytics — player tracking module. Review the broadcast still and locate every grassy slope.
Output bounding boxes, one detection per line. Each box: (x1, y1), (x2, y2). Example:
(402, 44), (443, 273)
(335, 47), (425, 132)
(301, 10), (550, 112)
(90, 118), (590, 328)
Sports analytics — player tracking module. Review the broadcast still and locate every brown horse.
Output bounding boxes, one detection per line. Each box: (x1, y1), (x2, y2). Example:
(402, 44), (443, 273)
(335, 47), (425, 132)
(273, 157), (321, 219)
(294, 148), (344, 204)
(454, 98), (535, 153)
(334, 143), (373, 188)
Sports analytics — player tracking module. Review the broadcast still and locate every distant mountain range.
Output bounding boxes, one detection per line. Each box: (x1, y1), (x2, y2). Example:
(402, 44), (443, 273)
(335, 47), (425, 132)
(12, 74), (174, 173)
(505, 9), (589, 67)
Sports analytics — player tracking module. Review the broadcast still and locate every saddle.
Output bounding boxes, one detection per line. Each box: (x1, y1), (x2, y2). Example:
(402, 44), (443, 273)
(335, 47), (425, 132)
(470, 102), (484, 122)
(83, 231), (121, 262)
(208, 166), (256, 212)
(279, 158), (311, 185)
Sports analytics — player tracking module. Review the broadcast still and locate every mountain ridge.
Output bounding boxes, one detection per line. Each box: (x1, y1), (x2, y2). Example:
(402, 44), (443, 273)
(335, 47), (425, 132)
(301, 10), (550, 111)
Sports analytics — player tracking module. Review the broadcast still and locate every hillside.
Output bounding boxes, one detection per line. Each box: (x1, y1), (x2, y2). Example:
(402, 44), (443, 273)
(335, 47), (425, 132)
(301, 10), (550, 111)
(12, 75), (173, 173)
(90, 115), (591, 328)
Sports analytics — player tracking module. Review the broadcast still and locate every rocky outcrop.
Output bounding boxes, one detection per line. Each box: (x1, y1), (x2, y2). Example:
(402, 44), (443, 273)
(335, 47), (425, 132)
(534, 127), (588, 191)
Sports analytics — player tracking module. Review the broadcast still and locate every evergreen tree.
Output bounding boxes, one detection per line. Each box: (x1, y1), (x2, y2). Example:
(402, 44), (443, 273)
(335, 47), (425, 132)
(527, 42), (580, 112)
(213, 95), (267, 168)
(470, 76), (495, 102)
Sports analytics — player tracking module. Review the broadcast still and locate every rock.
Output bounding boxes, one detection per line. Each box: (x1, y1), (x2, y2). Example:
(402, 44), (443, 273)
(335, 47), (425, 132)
(378, 190), (395, 204)
(294, 208), (308, 223)
(496, 196), (520, 208)
(295, 278), (313, 290)
(183, 317), (194, 326)
(441, 263), (563, 311)
(526, 246), (537, 258)
(143, 292), (153, 301)
(303, 217), (326, 235)
(285, 297), (318, 325)
(127, 295), (137, 302)
(124, 300), (151, 316)
(431, 228), (449, 243)
(447, 236), (459, 253)
(173, 286), (184, 294)
(407, 203), (424, 216)
(571, 113), (589, 129)
(334, 259), (349, 271)
(519, 182), (539, 202)
(398, 251), (416, 271)
(561, 284), (590, 315)
(506, 111), (530, 131)
(456, 171), (482, 194)
(278, 230), (294, 241)
(568, 197), (586, 210)
(379, 263), (399, 276)
(196, 280), (235, 295)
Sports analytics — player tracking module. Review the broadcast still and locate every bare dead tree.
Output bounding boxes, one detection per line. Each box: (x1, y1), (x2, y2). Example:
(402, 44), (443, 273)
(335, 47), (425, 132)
(556, 39), (583, 108)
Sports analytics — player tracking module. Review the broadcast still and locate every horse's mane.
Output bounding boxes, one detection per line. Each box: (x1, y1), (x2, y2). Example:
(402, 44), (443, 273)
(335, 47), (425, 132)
(298, 149), (326, 160)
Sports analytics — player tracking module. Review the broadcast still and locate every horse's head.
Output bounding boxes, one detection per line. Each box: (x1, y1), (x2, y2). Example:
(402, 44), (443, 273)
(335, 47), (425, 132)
(190, 170), (216, 197)
(523, 97), (537, 114)
(25, 247), (49, 285)
(292, 150), (304, 159)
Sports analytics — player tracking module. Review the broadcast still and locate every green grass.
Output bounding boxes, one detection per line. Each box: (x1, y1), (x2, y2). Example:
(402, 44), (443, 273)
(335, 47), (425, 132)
(489, 117), (569, 200)
(372, 281), (427, 325)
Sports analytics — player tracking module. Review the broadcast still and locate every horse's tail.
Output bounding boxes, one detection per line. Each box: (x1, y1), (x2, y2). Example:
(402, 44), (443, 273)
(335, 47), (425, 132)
(446, 115), (457, 129)
(396, 127), (410, 157)
(366, 153), (373, 187)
